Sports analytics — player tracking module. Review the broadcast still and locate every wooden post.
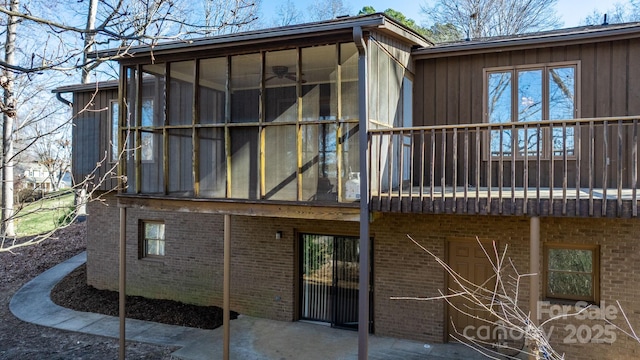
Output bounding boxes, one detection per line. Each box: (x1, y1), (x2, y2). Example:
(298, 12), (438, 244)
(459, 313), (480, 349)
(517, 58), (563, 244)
(530, 216), (540, 326)
(223, 214), (231, 360)
(119, 206), (126, 360)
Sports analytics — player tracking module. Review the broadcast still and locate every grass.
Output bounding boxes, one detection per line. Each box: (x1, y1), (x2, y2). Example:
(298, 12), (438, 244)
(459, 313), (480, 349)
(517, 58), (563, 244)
(15, 191), (75, 236)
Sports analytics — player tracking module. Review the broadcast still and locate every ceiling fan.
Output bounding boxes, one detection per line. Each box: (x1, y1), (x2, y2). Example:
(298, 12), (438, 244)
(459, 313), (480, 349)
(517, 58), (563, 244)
(265, 65), (306, 83)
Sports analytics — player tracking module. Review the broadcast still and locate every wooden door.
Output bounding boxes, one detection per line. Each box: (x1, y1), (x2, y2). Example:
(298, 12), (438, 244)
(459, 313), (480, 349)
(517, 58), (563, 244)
(447, 239), (496, 343)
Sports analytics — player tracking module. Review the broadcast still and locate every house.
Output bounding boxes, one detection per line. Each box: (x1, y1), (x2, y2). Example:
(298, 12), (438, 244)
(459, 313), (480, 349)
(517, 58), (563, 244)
(55, 14), (640, 359)
(17, 162), (71, 193)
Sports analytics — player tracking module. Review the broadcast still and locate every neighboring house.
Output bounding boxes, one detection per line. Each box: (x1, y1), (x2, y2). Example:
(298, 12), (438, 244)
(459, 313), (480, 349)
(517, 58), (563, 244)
(55, 14), (640, 359)
(19, 163), (69, 193)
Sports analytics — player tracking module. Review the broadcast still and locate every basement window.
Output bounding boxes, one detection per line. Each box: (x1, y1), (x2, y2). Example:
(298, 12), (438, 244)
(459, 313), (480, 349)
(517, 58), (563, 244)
(140, 221), (165, 257)
(544, 244), (599, 303)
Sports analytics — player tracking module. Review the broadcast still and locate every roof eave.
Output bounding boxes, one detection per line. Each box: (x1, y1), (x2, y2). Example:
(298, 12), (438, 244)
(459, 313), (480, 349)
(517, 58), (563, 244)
(94, 14), (429, 59)
(413, 25), (640, 59)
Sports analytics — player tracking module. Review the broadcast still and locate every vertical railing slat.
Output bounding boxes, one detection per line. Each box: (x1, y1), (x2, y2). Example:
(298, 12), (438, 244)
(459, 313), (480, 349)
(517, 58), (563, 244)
(633, 119), (638, 217)
(603, 121), (608, 216)
(430, 129), (436, 212)
(464, 128), (469, 213)
(420, 129), (425, 210)
(387, 130), (393, 212)
(409, 129), (415, 209)
(575, 122), (581, 215)
(589, 121), (594, 216)
(487, 125), (492, 212)
(377, 132), (383, 210)
(562, 122), (567, 215)
(475, 126), (481, 214)
(398, 130), (404, 212)
(452, 128), (458, 213)
(536, 123), (541, 215)
(524, 124), (529, 215)
(441, 128), (446, 210)
(618, 119), (623, 216)
(511, 123), (516, 214)
(549, 123), (554, 215)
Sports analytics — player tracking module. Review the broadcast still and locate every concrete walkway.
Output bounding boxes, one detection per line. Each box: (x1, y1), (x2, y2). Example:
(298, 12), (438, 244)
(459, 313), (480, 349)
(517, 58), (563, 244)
(10, 252), (487, 359)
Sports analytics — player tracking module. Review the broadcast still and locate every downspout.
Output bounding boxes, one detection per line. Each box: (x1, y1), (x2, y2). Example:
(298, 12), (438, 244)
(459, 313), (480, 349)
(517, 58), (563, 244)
(55, 92), (72, 107)
(353, 25), (369, 360)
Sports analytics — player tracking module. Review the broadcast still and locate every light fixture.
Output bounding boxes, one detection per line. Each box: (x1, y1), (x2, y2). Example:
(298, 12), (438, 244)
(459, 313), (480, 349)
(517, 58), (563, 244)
(275, 231), (283, 239)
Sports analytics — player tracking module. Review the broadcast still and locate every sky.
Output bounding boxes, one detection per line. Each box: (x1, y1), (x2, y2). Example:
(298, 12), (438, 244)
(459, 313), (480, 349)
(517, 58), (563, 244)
(261, 0), (617, 28)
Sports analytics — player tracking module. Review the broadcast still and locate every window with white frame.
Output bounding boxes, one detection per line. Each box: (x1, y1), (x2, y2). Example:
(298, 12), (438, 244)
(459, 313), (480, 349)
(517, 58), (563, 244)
(485, 63), (578, 157)
(141, 221), (165, 257)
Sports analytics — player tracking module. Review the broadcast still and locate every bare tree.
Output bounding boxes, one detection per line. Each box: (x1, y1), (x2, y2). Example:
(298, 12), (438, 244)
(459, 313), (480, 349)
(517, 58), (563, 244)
(582, 1), (640, 25)
(274, 0), (304, 26)
(307, 0), (351, 22)
(393, 236), (574, 359)
(0, 0), (260, 245)
(421, 0), (562, 39)
(2, 0), (19, 237)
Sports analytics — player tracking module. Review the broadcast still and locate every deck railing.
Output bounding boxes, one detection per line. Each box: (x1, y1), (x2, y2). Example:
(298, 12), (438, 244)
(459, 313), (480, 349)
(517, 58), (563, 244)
(368, 117), (640, 217)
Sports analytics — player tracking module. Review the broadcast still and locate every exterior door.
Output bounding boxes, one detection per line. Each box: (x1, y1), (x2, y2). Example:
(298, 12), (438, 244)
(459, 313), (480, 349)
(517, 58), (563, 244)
(300, 234), (361, 329)
(447, 239), (496, 343)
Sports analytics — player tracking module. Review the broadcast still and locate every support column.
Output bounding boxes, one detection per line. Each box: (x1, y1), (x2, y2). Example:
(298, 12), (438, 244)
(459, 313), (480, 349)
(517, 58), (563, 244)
(223, 214), (231, 360)
(119, 206), (127, 360)
(530, 216), (540, 326)
(353, 26), (369, 360)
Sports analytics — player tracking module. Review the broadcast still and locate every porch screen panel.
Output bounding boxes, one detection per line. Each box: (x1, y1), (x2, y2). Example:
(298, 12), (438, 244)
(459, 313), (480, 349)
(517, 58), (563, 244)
(341, 123), (360, 202)
(301, 124), (338, 201)
(264, 125), (297, 200)
(168, 61), (194, 126)
(141, 64), (165, 127)
(301, 234), (333, 322)
(168, 128), (193, 195)
(140, 129), (164, 193)
(138, 66), (165, 193)
(125, 67), (137, 193)
(265, 49), (297, 123)
(231, 54), (260, 123)
(230, 127), (259, 199)
(199, 128), (226, 197)
(301, 45), (337, 122)
(340, 43), (359, 120)
(199, 57), (226, 125)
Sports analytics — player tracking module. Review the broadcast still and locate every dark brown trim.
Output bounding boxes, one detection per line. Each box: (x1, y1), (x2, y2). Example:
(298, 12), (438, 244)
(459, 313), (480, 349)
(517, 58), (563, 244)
(117, 195), (360, 221)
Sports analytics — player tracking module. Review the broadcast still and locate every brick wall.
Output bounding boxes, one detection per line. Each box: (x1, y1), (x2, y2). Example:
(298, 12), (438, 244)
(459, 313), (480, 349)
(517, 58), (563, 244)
(85, 195), (640, 358)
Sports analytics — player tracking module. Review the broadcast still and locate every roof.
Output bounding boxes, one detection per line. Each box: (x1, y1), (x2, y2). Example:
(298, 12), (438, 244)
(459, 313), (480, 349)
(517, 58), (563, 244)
(413, 21), (640, 59)
(94, 13), (431, 59)
(52, 80), (119, 94)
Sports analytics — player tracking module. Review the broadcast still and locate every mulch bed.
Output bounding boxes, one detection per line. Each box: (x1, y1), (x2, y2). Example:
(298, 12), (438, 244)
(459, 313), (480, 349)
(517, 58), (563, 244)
(50, 260), (237, 330)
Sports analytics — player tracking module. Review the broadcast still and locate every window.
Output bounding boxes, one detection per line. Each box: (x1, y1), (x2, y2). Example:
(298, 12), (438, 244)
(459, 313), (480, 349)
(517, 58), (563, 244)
(110, 100), (119, 162)
(141, 221), (165, 257)
(544, 244), (599, 303)
(485, 63), (578, 157)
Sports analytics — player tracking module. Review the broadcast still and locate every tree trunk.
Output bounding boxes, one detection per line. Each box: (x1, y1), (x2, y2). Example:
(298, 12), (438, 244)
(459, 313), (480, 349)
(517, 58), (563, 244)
(2, 0), (19, 237)
(81, 0), (98, 84)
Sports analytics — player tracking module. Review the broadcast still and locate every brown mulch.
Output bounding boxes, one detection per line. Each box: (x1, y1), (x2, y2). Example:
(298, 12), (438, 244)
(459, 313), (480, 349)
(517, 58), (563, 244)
(51, 263), (236, 329)
(0, 222), (175, 359)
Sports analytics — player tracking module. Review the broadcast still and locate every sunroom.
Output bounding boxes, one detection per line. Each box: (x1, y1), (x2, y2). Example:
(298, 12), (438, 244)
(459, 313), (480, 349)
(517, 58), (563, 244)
(115, 14), (428, 211)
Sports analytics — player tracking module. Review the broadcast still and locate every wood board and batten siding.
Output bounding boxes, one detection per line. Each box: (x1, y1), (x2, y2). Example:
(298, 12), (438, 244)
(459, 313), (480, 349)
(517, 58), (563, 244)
(414, 38), (640, 189)
(71, 85), (119, 191)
